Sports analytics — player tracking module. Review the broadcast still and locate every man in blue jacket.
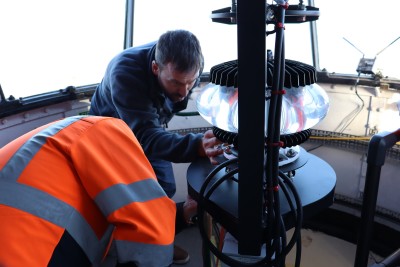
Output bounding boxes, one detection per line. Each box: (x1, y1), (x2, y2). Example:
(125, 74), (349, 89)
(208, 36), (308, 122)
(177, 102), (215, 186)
(89, 29), (223, 264)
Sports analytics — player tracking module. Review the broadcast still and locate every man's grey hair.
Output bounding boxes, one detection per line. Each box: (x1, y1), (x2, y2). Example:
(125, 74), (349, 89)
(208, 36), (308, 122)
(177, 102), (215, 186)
(155, 29), (204, 73)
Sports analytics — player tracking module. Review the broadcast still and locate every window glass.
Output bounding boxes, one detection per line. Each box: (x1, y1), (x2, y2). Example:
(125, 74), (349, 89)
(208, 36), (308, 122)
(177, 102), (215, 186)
(4, 1), (394, 100)
(0, 0), (125, 98)
(314, 0), (399, 79)
(133, 0), (237, 72)
(133, 0), (314, 72)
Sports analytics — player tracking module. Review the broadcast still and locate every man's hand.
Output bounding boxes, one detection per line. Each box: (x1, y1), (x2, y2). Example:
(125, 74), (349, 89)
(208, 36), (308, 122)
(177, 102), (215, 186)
(199, 129), (224, 165)
(183, 195), (198, 225)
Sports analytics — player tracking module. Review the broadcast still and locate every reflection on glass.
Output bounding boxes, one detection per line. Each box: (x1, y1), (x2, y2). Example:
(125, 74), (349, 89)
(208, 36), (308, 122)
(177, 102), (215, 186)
(196, 82), (330, 134)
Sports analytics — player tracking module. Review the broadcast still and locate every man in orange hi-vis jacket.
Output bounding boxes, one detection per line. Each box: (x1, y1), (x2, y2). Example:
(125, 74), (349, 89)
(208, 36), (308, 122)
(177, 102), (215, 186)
(0, 115), (176, 267)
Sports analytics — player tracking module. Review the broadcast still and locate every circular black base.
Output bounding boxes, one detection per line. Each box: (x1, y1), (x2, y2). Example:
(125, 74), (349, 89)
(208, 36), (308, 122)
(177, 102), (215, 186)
(187, 149), (336, 237)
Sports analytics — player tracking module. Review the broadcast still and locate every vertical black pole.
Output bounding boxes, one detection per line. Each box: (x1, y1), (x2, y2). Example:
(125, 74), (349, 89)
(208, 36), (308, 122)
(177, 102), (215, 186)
(354, 129), (400, 267)
(237, 0), (266, 255)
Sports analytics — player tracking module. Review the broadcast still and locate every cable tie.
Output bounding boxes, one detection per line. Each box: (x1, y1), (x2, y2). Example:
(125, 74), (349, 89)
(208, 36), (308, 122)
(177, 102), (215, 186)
(266, 141), (284, 147)
(267, 185), (280, 192)
(271, 89), (286, 95)
(277, 22), (285, 29)
(283, 2), (289, 9)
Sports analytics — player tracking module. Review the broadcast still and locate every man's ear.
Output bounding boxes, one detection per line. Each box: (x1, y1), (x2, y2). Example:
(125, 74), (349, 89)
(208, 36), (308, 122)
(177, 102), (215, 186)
(151, 60), (159, 75)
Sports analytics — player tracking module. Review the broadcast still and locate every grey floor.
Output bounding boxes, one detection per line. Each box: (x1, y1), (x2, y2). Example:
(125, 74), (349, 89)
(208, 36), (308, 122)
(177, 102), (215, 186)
(173, 224), (204, 267)
(171, 163), (204, 267)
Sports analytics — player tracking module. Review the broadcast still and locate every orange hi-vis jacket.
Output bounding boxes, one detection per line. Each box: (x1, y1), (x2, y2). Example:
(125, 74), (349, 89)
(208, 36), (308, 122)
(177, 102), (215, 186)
(0, 116), (175, 267)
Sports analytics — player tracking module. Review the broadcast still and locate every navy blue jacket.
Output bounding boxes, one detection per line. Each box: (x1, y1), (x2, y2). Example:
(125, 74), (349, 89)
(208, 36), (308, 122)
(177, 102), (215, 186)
(89, 42), (203, 194)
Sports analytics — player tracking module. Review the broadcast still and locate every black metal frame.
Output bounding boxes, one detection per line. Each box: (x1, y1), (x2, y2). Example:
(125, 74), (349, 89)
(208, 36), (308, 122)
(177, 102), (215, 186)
(236, 0), (267, 256)
(355, 129), (400, 267)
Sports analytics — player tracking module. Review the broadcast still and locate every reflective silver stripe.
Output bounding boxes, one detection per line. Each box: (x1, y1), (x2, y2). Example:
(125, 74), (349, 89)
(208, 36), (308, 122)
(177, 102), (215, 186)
(0, 116), (83, 182)
(0, 181), (103, 263)
(115, 239), (173, 267)
(93, 224), (115, 266)
(0, 115), (113, 263)
(95, 178), (167, 217)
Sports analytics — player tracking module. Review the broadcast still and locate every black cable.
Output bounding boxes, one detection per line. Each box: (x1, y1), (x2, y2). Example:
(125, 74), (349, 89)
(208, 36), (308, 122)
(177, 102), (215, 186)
(277, 177), (299, 254)
(197, 158), (270, 267)
(175, 111), (200, 117)
(196, 157), (304, 265)
(196, 160), (304, 267)
(265, 4), (286, 263)
(198, 160), (261, 267)
(279, 171), (303, 267)
(278, 216), (287, 267)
